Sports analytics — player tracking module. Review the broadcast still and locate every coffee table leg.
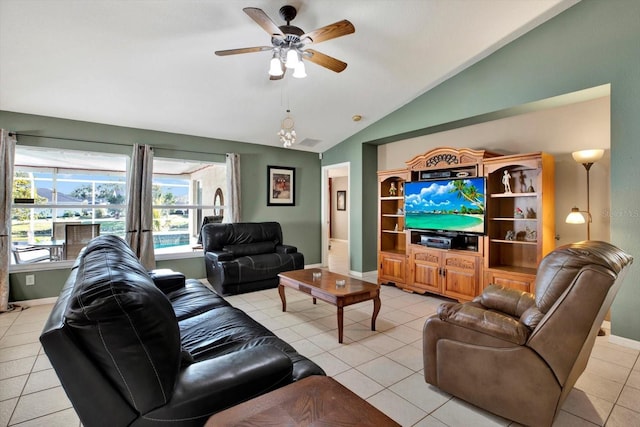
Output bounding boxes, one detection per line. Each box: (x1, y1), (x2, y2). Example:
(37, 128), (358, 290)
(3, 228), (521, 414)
(337, 306), (344, 343)
(279, 285), (287, 312)
(371, 295), (381, 331)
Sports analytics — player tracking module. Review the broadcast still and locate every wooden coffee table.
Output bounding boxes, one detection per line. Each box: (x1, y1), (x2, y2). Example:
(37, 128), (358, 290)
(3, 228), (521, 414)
(278, 269), (381, 343)
(205, 375), (400, 426)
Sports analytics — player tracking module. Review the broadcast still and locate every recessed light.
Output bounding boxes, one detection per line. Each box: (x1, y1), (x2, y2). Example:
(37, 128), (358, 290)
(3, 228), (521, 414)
(352, 114), (362, 122)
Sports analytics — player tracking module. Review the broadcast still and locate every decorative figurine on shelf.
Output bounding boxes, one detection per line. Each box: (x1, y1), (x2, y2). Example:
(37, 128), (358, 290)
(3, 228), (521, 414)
(525, 227), (537, 241)
(502, 170), (512, 193)
(394, 223), (399, 232)
(527, 179), (535, 193)
(519, 171), (527, 193)
(399, 182), (404, 196)
(526, 208), (537, 218)
(397, 208), (404, 215)
(514, 207), (524, 218)
(505, 230), (515, 240)
(389, 182), (397, 196)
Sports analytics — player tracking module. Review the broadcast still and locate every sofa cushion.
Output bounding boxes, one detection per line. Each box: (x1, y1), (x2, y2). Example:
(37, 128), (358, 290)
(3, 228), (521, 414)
(64, 243), (181, 414)
(167, 279), (230, 321)
(218, 253), (302, 285)
(179, 306), (273, 359)
(202, 222), (283, 251)
(223, 241), (276, 257)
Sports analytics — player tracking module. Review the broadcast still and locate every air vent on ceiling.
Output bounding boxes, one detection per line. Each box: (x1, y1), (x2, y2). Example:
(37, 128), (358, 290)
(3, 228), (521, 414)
(298, 138), (322, 147)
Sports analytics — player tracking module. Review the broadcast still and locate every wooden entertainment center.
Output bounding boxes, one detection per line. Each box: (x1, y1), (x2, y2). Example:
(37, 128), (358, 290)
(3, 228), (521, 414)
(377, 147), (555, 300)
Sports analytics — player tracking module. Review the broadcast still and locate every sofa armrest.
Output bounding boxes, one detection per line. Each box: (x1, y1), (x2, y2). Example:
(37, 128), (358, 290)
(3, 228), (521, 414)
(438, 302), (531, 345)
(148, 269), (186, 294)
(206, 251), (234, 262)
(480, 284), (536, 318)
(276, 245), (297, 254)
(144, 346), (293, 421)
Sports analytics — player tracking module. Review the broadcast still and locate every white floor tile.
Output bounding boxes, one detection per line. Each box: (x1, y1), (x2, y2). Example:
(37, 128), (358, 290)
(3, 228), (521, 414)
(366, 388), (427, 427)
(333, 368), (385, 399)
(10, 386), (72, 425)
(430, 398), (510, 427)
(6, 268), (640, 427)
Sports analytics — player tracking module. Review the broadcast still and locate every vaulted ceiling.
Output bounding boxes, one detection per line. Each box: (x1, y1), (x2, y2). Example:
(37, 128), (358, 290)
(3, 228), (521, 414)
(0, 0), (579, 152)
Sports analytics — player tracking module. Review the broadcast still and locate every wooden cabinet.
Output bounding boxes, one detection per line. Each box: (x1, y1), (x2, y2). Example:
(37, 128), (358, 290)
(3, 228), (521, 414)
(407, 245), (481, 301)
(377, 148), (554, 300)
(483, 152), (555, 293)
(379, 252), (406, 284)
(377, 169), (409, 286)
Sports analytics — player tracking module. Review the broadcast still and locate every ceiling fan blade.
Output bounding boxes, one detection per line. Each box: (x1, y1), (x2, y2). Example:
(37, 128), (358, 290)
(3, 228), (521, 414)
(243, 7), (285, 38)
(301, 20), (355, 44)
(304, 49), (347, 73)
(215, 46), (273, 56)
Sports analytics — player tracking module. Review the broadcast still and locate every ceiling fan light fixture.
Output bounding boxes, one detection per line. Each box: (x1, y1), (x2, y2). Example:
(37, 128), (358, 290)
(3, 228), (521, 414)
(292, 61), (307, 78)
(285, 48), (299, 69)
(268, 54), (283, 76)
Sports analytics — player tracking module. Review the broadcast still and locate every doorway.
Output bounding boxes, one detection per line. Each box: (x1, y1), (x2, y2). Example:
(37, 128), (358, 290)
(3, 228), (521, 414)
(321, 163), (350, 274)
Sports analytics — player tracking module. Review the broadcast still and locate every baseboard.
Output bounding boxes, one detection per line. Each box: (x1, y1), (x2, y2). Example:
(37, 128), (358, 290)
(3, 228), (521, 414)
(305, 263), (323, 269)
(609, 333), (640, 350)
(349, 270), (377, 279)
(10, 297), (58, 307)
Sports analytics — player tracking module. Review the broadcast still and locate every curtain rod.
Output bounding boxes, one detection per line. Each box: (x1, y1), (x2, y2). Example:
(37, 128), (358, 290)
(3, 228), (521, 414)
(9, 132), (228, 157)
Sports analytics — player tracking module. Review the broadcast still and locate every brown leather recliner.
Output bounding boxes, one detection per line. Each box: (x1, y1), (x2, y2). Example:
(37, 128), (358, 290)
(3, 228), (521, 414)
(423, 241), (633, 426)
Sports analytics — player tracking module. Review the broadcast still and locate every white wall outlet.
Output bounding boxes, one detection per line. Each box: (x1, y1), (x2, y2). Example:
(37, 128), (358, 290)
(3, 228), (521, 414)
(26, 275), (35, 286)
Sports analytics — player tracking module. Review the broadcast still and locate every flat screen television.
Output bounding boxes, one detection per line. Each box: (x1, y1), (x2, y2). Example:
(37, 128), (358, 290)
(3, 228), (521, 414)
(404, 177), (486, 235)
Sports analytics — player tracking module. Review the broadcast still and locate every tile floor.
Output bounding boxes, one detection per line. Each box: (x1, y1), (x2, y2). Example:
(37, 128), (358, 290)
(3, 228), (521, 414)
(0, 241), (638, 426)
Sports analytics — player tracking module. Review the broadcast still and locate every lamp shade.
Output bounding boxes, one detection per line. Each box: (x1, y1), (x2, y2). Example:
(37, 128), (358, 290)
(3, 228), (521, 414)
(572, 149), (604, 164)
(566, 207), (586, 224)
(285, 49), (299, 69)
(292, 61), (307, 79)
(268, 57), (283, 76)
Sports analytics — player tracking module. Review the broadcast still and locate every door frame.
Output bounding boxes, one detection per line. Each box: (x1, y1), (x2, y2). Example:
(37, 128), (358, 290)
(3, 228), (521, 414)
(321, 162), (350, 270)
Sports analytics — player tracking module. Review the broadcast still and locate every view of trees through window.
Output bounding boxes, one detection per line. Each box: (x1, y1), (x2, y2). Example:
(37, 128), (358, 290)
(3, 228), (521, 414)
(10, 147), (226, 265)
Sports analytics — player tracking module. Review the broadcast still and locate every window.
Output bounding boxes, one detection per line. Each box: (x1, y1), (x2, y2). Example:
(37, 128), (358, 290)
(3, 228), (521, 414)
(10, 147), (227, 266)
(151, 157), (227, 255)
(10, 146), (127, 265)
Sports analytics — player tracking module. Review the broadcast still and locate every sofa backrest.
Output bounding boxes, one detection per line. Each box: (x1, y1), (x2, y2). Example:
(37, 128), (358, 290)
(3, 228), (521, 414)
(41, 235), (182, 422)
(201, 221), (283, 251)
(527, 241), (632, 388)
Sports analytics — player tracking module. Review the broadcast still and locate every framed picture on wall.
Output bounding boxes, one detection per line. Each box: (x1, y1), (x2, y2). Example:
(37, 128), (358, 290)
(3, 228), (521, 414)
(337, 190), (346, 211)
(267, 166), (295, 206)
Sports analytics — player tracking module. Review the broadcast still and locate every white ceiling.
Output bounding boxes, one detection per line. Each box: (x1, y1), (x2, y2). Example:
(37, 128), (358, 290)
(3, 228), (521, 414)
(0, 0), (579, 153)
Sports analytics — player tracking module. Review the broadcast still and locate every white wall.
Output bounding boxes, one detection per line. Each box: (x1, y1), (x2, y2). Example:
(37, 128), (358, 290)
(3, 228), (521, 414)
(331, 176), (349, 240)
(377, 96), (610, 246)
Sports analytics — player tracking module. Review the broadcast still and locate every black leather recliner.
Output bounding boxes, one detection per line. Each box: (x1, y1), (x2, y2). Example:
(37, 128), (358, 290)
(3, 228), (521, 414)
(202, 221), (304, 295)
(40, 235), (324, 427)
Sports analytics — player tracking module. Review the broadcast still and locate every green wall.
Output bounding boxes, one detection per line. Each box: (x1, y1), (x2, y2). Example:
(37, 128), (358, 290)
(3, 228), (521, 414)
(324, 0), (640, 341)
(2, 111), (322, 301)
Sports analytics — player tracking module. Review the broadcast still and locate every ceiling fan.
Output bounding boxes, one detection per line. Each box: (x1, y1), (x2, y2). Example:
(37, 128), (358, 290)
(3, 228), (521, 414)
(215, 5), (355, 80)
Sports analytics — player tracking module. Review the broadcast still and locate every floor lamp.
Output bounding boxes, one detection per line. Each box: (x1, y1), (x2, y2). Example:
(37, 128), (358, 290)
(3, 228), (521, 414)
(565, 149), (605, 240)
(566, 148), (606, 336)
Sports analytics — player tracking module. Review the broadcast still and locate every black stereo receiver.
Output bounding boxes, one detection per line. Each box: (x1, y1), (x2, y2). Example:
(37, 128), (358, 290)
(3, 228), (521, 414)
(420, 235), (452, 249)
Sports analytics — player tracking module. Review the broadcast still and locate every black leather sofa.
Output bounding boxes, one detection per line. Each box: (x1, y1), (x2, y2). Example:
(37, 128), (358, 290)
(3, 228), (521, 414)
(40, 235), (324, 427)
(202, 221), (304, 295)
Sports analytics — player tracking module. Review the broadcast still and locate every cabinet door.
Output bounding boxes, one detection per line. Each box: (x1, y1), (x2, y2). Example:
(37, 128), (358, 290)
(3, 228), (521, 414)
(442, 253), (479, 300)
(410, 249), (441, 293)
(379, 253), (405, 284)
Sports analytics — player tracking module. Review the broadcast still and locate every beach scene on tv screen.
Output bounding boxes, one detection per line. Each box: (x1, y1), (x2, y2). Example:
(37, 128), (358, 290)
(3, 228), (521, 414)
(404, 178), (485, 233)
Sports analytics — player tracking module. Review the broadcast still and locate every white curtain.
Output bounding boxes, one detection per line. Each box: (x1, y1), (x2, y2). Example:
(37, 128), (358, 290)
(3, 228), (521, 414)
(126, 144), (156, 270)
(0, 130), (16, 312)
(226, 153), (241, 223)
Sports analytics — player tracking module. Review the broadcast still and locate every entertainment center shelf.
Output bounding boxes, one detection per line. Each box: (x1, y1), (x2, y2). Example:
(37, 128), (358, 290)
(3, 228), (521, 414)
(377, 148), (555, 299)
